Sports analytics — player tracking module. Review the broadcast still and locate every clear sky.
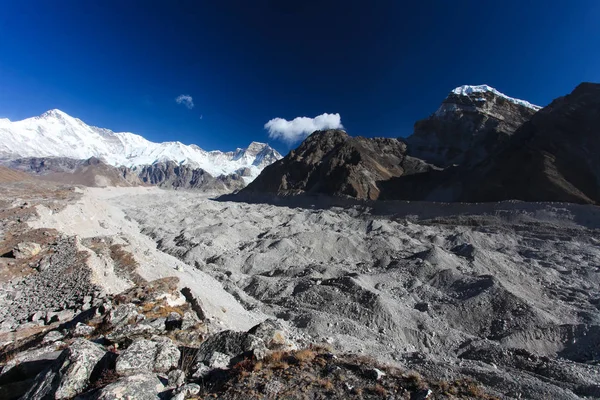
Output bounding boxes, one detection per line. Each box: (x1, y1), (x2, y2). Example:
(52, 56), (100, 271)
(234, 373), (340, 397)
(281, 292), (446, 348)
(1, 1), (599, 154)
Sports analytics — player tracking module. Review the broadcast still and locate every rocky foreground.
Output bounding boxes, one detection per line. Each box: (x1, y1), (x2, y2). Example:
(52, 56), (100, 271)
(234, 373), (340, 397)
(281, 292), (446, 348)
(0, 181), (599, 399)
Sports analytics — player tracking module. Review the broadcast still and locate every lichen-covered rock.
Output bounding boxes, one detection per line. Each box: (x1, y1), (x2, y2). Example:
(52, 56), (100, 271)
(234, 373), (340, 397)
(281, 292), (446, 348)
(167, 369), (186, 388)
(171, 383), (201, 400)
(13, 242), (41, 259)
(73, 322), (95, 337)
(116, 337), (180, 375)
(94, 373), (165, 400)
(42, 330), (65, 344)
(108, 303), (141, 328)
(22, 338), (106, 400)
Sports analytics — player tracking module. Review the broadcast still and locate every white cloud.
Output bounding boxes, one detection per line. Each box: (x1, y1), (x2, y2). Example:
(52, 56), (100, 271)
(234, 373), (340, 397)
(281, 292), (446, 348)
(175, 94), (194, 109)
(264, 113), (343, 144)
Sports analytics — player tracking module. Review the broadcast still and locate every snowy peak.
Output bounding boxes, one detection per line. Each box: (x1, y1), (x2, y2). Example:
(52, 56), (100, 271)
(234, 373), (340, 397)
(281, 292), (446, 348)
(450, 84), (542, 111)
(0, 110), (282, 180)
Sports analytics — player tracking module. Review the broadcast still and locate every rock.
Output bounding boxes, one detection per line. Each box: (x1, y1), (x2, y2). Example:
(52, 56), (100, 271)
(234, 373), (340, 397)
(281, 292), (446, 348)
(207, 351), (230, 369)
(153, 337), (181, 373)
(192, 330), (246, 371)
(42, 330), (65, 344)
(108, 303), (141, 328)
(38, 257), (51, 272)
(95, 373), (165, 400)
(165, 312), (182, 331)
(248, 319), (295, 351)
(73, 322), (95, 337)
(180, 311), (199, 330)
(106, 322), (156, 341)
(167, 369), (186, 388)
(171, 383), (201, 400)
(22, 338), (106, 399)
(30, 310), (46, 322)
(47, 309), (75, 324)
(368, 368), (386, 381)
(2, 342), (66, 373)
(116, 337), (180, 375)
(13, 242), (41, 259)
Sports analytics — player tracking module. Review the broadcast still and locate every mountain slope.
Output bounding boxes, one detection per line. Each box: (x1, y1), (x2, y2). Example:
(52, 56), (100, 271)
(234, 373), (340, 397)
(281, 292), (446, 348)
(0, 109), (281, 180)
(136, 160), (246, 191)
(242, 129), (434, 200)
(6, 157), (144, 187)
(405, 84), (540, 167)
(464, 82), (600, 204)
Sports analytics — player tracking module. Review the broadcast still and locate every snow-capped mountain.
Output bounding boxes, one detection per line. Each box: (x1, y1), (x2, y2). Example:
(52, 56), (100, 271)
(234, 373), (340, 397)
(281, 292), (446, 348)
(406, 84), (542, 167)
(0, 109), (282, 179)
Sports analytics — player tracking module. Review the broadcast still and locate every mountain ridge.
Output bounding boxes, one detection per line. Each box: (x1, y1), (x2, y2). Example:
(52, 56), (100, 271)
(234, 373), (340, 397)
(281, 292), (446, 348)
(0, 109), (282, 180)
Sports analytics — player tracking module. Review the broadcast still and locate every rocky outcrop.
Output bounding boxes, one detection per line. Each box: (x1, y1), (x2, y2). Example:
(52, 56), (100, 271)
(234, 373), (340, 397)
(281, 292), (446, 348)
(405, 85), (540, 168)
(136, 161), (246, 192)
(242, 130), (434, 200)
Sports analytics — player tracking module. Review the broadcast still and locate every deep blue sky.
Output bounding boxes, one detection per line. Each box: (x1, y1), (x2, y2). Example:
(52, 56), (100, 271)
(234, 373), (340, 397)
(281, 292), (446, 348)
(1, 1), (599, 154)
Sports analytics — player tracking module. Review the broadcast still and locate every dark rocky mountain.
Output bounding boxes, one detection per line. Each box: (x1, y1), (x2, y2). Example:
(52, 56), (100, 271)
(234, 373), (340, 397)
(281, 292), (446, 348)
(136, 161), (246, 191)
(3, 157), (143, 187)
(242, 129), (435, 200)
(465, 82), (600, 204)
(405, 85), (540, 168)
(245, 83), (600, 205)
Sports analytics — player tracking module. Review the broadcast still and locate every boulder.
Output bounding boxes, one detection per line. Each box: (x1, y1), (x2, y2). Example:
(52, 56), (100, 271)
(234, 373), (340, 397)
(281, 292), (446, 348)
(116, 337), (180, 375)
(95, 373), (165, 400)
(167, 369), (186, 388)
(171, 383), (201, 400)
(22, 339), (106, 399)
(73, 322), (95, 337)
(42, 330), (65, 344)
(108, 303), (141, 328)
(13, 242), (41, 259)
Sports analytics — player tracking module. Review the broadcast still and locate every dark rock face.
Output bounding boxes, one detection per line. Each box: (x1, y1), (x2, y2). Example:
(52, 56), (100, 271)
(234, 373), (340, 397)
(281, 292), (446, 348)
(136, 161), (246, 192)
(405, 88), (539, 168)
(464, 82), (600, 204)
(243, 130), (434, 200)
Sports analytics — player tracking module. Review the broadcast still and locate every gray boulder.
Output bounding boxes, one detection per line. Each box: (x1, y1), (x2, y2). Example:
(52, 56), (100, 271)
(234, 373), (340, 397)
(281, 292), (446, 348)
(22, 338), (106, 399)
(116, 337), (180, 375)
(42, 330), (65, 344)
(94, 373), (165, 400)
(13, 242), (41, 259)
(167, 369), (185, 388)
(171, 383), (201, 400)
(108, 303), (141, 328)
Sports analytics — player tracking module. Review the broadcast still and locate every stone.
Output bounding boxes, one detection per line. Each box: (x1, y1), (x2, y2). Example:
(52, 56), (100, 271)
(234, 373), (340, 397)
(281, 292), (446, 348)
(207, 351), (230, 369)
(73, 322), (95, 337)
(13, 242), (41, 259)
(167, 369), (186, 388)
(116, 337), (180, 376)
(95, 373), (165, 400)
(42, 330), (65, 344)
(30, 310), (46, 322)
(22, 339), (106, 400)
(153, 337), (181, 373)
(108, 303), (141, 328)
(38, 257), (51, 272)
(171, 383), (201, 400)
(47, 309), (75, 324)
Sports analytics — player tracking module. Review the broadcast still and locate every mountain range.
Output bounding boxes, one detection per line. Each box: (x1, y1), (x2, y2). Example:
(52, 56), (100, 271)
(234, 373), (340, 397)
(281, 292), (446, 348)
(244, 82), (600, 205)
(0, 109), (282, 188)
(2, 82), (598, 203)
